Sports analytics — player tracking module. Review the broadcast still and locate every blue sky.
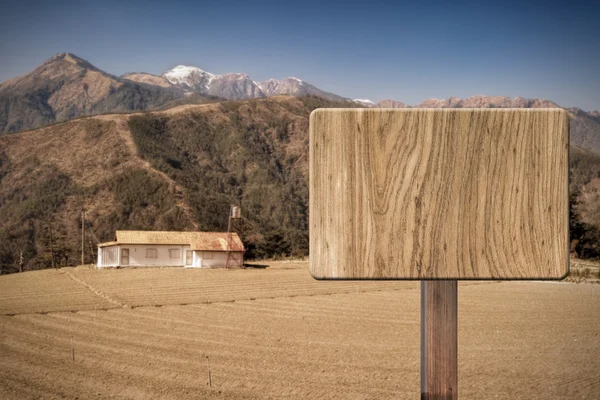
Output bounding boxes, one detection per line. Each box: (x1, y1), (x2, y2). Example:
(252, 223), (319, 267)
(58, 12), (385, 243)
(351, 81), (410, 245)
(1, 0), (599, 110)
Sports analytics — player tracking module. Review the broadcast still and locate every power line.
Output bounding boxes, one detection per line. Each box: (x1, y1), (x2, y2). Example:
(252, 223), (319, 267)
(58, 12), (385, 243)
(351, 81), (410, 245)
(86, 230), (97, 265)
(85, 218), (101, 244)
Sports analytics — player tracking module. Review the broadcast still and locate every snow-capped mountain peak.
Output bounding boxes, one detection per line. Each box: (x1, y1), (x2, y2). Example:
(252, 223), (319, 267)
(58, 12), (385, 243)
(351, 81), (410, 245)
(161, 65), (216, 93)
(354, 99), (376, 107)
(160, 65), (345, 102)
(161, 65), (265, 100)
(163, 65), (214, 83)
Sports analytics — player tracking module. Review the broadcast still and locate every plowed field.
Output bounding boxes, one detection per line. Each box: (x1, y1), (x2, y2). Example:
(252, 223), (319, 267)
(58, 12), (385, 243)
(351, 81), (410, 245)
(1, 262), (599, 399)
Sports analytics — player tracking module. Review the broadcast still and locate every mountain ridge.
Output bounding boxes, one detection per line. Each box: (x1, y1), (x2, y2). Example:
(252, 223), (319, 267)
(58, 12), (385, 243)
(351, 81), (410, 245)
(0, 53), (214, 134)
(156, 65), (348, 102)
(2, 53), (600, 147)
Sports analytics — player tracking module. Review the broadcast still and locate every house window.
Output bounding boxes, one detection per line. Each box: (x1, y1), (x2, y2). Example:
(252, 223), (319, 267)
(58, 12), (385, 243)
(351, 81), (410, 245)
(146, 248), (157, 258)
(204, 251), (213, 259)
(185, 250), (192, 265)
(169, 249), (181, 259)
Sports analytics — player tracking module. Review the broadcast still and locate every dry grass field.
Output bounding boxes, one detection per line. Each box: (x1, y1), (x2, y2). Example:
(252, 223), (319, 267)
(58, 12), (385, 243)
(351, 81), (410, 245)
(0, 261), (599, 399)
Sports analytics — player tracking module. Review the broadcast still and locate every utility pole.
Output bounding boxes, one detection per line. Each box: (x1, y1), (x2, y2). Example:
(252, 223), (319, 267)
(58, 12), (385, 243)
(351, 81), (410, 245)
(81, 210), (85, 267)
(19, 251), (23, 273)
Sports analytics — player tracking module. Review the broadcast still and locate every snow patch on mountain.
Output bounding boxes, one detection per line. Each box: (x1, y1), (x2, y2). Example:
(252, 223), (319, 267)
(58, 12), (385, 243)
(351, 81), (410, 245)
(163, 65), (214, 83)
(354, 99), (376, 107)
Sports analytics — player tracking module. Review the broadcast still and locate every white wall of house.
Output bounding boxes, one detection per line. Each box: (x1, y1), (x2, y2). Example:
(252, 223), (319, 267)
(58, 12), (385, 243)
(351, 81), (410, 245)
(98, 244), (192, 268)
(98, 245), (120, 268)
(189, 251), (244, 268)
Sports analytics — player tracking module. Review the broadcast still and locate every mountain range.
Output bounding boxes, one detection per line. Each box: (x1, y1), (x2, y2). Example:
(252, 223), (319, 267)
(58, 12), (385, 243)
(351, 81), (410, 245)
(129, 65), (348, 102)
(0, 53), (213, 134)
(3, 53), (599, 153)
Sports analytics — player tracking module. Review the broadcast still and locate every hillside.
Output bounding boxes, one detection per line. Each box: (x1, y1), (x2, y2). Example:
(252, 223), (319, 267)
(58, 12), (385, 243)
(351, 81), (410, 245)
(1, 94), (599, 273)
(0, 53), (212, 134)
(0, 96), (358, 273)
(567, 107), (600, 156)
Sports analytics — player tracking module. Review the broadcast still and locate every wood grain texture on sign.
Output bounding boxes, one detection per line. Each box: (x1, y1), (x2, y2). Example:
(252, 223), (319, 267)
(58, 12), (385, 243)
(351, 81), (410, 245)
(309, 109), (569, 279)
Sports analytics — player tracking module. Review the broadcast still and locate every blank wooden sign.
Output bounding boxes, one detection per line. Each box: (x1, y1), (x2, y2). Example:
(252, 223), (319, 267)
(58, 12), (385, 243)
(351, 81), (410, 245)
(309, 109), (569, 279)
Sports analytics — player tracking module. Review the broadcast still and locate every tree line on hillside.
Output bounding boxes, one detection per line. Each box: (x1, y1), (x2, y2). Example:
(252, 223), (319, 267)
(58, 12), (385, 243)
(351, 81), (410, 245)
(127, 106), (309, 259)
(569, 149), (600, 258)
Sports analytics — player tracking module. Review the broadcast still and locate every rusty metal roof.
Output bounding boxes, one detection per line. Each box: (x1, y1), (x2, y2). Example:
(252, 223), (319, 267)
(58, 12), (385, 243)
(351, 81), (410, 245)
(98, 231), (244, 251)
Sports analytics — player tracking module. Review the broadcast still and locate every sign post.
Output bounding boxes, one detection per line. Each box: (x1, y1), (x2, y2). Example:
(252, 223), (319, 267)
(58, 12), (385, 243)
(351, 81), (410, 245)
(421, 280), (457, 399)
(309, 108), (569, 399)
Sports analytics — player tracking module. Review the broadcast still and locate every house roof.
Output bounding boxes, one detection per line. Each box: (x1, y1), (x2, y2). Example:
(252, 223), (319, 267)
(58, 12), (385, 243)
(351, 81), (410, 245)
(98, 231), (244, 251)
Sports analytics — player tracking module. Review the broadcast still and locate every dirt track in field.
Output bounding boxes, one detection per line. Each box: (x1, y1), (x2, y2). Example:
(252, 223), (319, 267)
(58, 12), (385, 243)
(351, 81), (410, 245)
(0, 262), (599, 399)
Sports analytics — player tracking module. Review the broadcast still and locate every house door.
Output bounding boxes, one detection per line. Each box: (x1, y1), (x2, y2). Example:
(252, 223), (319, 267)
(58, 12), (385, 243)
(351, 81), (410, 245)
(121, 248), (129, 266)
(185, 250), (192, 266)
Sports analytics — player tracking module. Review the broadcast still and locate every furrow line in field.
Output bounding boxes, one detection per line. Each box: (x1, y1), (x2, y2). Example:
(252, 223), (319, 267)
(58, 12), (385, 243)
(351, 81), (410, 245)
(1, 280), (415, 316)
(48, 311), (273, 351)
(27, 306), (412, 368)
(204, 298), (405, 320)
(0, 367), (68, 400)
(0, 335), (231, 400)
(200, 301), (411, 325)
(1, 316), (403, 399)
(113, 282), (410, 294)
(2, 318), (279, 380)
(10, 312), (301, 359)
(60, 269), (128, 308)
(82, 282), (385, 295)
(224, 292), (419, 315)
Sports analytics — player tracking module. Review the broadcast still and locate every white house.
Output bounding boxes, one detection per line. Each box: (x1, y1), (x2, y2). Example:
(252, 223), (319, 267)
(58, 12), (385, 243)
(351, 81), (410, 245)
(97, 230), (245, 268)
